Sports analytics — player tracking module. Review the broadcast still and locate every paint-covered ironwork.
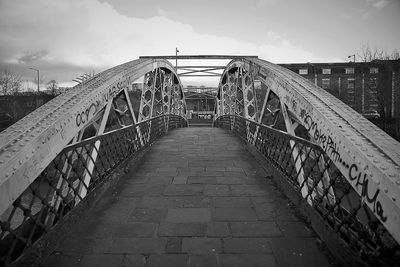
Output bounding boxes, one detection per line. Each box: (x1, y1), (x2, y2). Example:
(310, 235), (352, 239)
(0, 114), (186, 266)
(0, 57), (187, 266)
(215, 115), (399, 263)
(215, 57), (400, 263)
(0, 59), (186, 219)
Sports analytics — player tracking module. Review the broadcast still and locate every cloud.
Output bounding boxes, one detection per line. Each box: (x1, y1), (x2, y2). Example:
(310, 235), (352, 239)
(339, 13), (352, 20)
(257, 0), (280, 7)
(0, 0), (325, 86)
(365, 0), (390, 8)
(156, 8), (173, 17)
(372, 0), (390, 8)
(18, 50), (48, 64)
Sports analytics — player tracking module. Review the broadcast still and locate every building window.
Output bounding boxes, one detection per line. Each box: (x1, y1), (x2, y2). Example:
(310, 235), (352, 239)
(369, 77), (378, 107)
(322, 68), (331, 75)
(345, 68), (354, 74)
(369, 77), (378, 88)
(347, 78), (355, 89)
(348, 92), (355, 103)
(370, 67), (379, 74)
(347, 78), (355, 103)
(369, 93), (378, 102)
(299, 69), (308, 75)
(322, 78), (330, 89)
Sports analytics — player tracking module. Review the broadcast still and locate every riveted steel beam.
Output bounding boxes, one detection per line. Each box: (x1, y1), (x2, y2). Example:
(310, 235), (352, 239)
(217, 58), (400, 244)
(0, 59), (184, 217)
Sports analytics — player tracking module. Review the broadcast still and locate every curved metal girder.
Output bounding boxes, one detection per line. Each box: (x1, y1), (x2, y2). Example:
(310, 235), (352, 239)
(217, 58), (400, 243)
(138, 68), (186, 122)
(0, 58), (185, 217)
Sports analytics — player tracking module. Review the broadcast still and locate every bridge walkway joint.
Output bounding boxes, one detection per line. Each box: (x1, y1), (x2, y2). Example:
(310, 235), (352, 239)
(44, 127), (331, 267)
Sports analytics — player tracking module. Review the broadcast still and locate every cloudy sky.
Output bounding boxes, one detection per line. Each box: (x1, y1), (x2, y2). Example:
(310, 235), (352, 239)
(0, 0), (399, 88)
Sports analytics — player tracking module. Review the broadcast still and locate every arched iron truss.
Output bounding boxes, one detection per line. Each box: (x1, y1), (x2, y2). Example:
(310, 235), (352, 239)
(215, 58), (400, 258)
(1, 55), (400, 265)
(0, 59), (187, 265)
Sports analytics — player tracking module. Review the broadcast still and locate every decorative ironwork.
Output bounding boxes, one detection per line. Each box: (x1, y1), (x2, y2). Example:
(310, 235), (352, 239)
(0, 115), (187, 266)
(217, 58), (400, 246)
(214, 115), (399, 264)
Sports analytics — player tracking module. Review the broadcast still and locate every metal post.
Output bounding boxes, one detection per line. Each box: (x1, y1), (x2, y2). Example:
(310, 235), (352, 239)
(175, 47), (179, 71)
(29, 67), (40, 92)
(348, 54), (356, 110)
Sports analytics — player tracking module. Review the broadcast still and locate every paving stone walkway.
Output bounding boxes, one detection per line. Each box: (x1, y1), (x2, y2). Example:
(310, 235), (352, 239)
(44, 127), (331, 267)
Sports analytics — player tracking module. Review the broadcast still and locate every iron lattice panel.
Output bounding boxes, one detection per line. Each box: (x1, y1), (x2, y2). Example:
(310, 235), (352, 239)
(214, 115), (399, 264)
(0, 115), (187, 266)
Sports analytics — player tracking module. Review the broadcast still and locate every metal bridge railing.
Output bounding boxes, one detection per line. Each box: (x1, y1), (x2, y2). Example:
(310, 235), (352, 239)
(214, 115), (399, 264)
(0, 115), (187, 266)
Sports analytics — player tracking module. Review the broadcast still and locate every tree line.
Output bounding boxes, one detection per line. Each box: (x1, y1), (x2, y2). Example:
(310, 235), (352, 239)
(357, 44), (400, 62)
(1, 45), (398, 95)
(0, 70), (59, 96)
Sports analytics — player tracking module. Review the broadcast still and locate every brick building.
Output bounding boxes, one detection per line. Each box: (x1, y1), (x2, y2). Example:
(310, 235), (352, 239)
(279, 60), (400, 120)
(279, 60), (400, 140)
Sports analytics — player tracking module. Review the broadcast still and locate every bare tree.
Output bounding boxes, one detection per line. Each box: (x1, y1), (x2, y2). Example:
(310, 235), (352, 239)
(358, 44), (400, 62)
(0, 70), (22, 95)
(47, 80), (58, 94)
(391, 49), (400, 60)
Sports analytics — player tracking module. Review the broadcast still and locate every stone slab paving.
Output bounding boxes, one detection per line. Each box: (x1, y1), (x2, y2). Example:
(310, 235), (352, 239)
(44, 127), (331, 267)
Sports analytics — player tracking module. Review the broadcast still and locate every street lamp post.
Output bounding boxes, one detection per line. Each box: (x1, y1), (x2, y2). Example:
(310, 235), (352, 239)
(29, 67), (40, 92)
(348, 54), (355, 64)
(348, 54), (358, 111)
(175, 47), (179, 71)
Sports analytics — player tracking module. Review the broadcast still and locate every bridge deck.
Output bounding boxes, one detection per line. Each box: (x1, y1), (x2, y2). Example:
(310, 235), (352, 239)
(44, 128), (331, 267)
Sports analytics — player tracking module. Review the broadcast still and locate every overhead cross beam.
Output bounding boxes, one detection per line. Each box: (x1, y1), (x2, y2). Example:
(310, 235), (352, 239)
(140, 55), (258, 60)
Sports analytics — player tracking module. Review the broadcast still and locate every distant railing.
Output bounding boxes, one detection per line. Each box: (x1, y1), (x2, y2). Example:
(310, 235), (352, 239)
(0, 115), (187, 266)
(214, 115), (399, 265)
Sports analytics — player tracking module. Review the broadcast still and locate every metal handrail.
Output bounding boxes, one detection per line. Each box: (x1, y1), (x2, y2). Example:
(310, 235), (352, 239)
(0, 115), (187, 266)
(214, 115), (399, 264)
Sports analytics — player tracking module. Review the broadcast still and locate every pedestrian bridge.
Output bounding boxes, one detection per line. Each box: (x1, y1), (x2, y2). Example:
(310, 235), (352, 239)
(0, 56), (399, 266)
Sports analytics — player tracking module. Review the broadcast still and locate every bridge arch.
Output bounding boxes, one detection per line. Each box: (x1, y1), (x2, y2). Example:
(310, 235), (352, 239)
(216, 58), (400, 244)
(1, 55), (400, 265)
(0, 58), (186, 220)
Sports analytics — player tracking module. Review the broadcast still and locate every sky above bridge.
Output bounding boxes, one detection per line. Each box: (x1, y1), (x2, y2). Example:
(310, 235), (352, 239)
(0, 0), (399, 88)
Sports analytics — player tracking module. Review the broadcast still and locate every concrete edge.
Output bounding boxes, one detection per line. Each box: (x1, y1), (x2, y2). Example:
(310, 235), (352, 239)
(240, 138), (369, 267)
(12, 142), (155, 267)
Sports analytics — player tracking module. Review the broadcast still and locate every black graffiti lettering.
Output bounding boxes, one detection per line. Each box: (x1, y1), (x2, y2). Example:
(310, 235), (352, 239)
(75, 78), (132, 127)
(364, 185), (379, 208)
(348, 163), (387, 222)
(303, 113), (387, 223)
(326, 137), (341, 161)
(75, 101), (100, 127)
(356, 172), (367, 189)
(349, 164), (358, 181)
(320, 135), (327, 150)
(376, 201), (387, 222)
(76, 113), (81, 126)
(304, 112), (343, 164)
(81, 111), (86, 124)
